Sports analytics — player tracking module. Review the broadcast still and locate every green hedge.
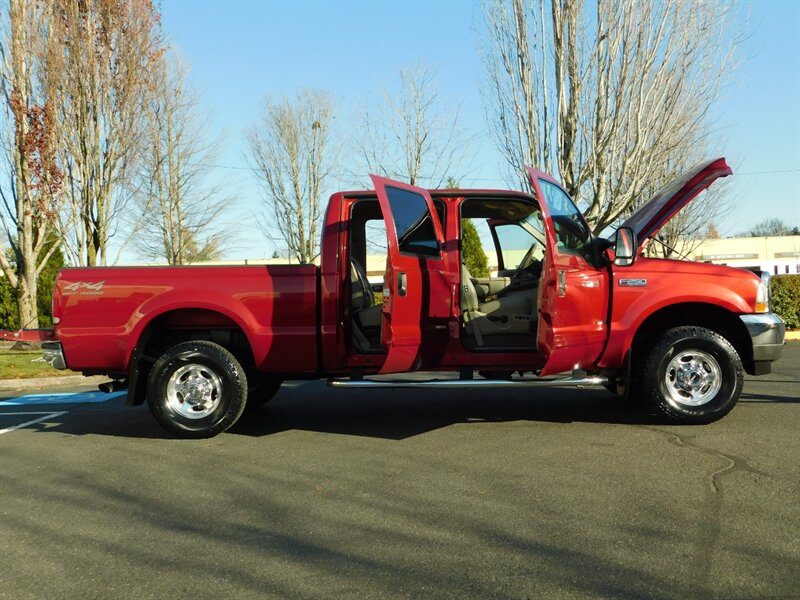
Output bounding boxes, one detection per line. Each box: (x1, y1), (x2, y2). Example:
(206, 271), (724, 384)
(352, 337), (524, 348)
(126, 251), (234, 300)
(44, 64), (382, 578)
(771, 275), (800, 330)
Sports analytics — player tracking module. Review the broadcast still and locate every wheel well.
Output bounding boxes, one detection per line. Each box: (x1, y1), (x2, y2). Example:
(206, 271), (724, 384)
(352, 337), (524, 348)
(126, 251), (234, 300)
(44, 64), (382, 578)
(129, 308), (255, 405)
(630, 303), (752, 371)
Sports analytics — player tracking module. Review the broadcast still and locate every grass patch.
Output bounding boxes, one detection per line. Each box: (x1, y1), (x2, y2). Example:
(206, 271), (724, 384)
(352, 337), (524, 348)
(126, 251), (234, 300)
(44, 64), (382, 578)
(0, 350), (73, 380)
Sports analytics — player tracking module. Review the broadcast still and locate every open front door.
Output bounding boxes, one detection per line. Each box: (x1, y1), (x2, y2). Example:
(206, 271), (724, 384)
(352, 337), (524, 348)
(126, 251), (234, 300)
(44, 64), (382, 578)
(370, 175), (446, 374)
(526, 168), (609, 376)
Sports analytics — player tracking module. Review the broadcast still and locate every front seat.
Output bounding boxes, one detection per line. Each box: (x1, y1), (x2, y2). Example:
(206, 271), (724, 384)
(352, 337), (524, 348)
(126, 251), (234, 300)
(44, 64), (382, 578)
(350, 257), (382, 330)
(461, 263), (535, 345)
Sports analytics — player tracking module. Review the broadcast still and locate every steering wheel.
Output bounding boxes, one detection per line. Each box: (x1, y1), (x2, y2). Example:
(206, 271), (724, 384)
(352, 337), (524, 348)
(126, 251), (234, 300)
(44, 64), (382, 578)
(511, 243), (543, 282)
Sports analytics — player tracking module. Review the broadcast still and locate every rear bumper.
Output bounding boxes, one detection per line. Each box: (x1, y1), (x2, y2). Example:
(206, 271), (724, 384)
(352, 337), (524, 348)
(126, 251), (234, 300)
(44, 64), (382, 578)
(41, 341), (67, 370)
(740, 313), (785, 362)
(0, 328), (55, 342)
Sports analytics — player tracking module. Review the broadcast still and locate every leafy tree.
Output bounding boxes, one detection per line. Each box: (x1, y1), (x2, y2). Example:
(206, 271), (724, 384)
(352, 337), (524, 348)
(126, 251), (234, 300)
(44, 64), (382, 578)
(35, 241), (64, 327)
(447, 177), (491, 277)
(461, 220), (490, 278)
(0, 240), (62, 329)
(0, 268), (15, 329)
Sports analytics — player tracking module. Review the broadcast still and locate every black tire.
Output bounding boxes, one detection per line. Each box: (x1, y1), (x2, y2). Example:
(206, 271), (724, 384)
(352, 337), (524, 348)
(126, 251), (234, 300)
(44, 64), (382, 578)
(639, 326), (743, 424)
(244, 374), (283, 411)
(147, 340), (248, 438)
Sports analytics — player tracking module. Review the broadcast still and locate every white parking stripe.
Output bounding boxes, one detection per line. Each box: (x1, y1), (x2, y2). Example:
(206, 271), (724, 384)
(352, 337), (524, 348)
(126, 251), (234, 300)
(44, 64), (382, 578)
(0, 411), (67, 435)
(0, 391), (125, 405)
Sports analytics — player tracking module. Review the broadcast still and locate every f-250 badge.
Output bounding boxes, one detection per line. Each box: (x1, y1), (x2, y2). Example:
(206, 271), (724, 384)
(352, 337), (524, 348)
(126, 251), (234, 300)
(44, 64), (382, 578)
(619, 278), (647, 287)
(63, 281), (105, 296)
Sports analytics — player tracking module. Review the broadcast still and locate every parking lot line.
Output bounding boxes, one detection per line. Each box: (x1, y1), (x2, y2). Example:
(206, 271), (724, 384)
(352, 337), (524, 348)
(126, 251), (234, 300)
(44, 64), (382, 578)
(0, 391), (125, 405)
(0, 411), (67, 435)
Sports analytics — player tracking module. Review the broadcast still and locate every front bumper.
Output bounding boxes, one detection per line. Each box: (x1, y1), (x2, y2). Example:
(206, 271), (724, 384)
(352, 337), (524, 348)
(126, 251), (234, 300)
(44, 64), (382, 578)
(740, 313), (786, 362)
(41, 341), (67, 370)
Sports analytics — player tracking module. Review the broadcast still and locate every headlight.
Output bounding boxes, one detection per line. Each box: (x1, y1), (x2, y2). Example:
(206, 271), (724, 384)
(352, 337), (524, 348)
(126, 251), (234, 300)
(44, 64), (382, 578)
(755, 271), (771, 313)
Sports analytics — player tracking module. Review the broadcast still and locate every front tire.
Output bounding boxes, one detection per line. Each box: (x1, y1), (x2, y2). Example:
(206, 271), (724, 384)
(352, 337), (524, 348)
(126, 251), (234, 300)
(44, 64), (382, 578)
(147, 340), (248, 438)
(639, 326), (743, 424)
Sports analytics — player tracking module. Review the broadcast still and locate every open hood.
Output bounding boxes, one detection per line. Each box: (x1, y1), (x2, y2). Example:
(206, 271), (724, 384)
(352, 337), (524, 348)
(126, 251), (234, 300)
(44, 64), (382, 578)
(620, 157), (732, 247)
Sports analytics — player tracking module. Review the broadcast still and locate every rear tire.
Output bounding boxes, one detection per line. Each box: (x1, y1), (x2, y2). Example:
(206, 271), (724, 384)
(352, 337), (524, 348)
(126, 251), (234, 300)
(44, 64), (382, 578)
(147, 340), (247, 438)
(639, 326), (743, 424)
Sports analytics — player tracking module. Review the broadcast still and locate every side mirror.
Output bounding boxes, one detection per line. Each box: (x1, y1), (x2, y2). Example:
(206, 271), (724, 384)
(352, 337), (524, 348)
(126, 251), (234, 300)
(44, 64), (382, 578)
(614, 227), (637, 267)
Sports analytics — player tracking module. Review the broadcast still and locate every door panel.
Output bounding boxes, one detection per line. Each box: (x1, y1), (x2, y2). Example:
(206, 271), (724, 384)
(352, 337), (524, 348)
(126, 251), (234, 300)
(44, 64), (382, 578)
(370, 175), (446, 374)
(526, 169), (609, 375)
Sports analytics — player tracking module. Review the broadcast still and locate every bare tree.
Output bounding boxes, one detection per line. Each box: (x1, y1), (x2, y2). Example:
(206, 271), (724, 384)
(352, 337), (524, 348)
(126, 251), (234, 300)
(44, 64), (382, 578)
(246, 89), (334, 264)
(0, 0), (62, 328)
(50, 0), (163, 266)
(132, 51), (230, 265)
(744, 218), (799, 238)
(648, 184), (733, 258)
(481, 0), (739, 234)
(352, 64), (472, 188)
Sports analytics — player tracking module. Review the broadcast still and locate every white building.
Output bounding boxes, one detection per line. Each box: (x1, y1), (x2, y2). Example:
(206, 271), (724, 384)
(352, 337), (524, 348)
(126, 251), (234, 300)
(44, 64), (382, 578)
(681, 235), (800, 275)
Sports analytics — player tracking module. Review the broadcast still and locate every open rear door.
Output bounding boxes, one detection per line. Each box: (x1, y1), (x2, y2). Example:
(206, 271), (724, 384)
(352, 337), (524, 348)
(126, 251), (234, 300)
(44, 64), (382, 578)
(370, 175), (446, 374)
(526, 168), (609, 376)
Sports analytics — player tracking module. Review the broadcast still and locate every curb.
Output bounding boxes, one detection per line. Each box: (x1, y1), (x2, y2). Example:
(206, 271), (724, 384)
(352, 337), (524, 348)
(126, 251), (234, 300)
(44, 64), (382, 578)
(785, 331), (800, 341)
(0, 375), (110, 393)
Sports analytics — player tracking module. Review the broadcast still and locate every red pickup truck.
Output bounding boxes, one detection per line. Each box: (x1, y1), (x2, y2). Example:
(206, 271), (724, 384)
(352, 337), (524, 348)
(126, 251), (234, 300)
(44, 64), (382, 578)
(4, 158), (785, 437)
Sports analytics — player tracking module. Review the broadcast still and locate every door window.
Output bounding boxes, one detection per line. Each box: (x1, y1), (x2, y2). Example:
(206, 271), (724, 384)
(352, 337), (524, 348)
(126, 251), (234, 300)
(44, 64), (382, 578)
(536, 180), (591, 254)
(384, 186), (441, 257)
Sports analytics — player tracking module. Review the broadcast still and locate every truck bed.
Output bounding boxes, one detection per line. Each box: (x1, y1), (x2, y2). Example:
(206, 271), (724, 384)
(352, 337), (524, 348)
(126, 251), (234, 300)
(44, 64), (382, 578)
(54, 264), (320, 374)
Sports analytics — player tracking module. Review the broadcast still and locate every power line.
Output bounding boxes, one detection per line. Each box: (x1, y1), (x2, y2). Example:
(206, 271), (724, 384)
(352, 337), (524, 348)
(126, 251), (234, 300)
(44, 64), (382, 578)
(199, 162), (800, 179)
(735, 169), (800, 175)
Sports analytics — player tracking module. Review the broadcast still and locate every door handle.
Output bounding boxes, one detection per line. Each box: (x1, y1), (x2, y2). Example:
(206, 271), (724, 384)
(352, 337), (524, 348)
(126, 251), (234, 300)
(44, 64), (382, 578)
(558, 270), (566, 297)
(397, 272), (407, 297)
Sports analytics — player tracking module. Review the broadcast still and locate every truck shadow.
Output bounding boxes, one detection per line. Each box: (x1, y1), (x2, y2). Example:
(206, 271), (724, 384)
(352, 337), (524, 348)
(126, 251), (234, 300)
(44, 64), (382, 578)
(230, 382), (662, 440)
(739, 392), (800, 404)
(17, 378), (790, 441)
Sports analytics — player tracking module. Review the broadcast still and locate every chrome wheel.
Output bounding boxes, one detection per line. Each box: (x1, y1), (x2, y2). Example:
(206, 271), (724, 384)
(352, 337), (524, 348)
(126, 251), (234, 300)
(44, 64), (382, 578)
(664, 349), (722, 407)
(165, 363), (223, 419)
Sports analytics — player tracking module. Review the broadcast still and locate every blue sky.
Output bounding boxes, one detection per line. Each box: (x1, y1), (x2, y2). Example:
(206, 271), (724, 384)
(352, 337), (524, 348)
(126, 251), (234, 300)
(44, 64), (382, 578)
(160, 0), (800, 260)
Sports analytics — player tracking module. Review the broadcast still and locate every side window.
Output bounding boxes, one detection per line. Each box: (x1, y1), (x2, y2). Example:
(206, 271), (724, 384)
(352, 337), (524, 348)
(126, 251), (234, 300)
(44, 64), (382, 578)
(349, 201), (388, 288)
(537, 179), (591, 253)
(364, 218), (388, 282)
(385, 186), (441, 257)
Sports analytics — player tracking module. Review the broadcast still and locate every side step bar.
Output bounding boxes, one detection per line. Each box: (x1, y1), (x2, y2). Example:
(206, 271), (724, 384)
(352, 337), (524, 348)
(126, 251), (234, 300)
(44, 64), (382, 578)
(328, 373), (608, 389)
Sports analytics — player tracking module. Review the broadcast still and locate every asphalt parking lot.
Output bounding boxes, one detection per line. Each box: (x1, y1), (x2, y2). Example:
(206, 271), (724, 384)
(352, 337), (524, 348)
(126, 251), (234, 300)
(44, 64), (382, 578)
(1, 344), (798, 599)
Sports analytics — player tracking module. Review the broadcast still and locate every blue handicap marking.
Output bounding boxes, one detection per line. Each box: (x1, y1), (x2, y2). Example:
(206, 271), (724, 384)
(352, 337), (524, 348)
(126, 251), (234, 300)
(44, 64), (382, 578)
(1, 390), (126, 406)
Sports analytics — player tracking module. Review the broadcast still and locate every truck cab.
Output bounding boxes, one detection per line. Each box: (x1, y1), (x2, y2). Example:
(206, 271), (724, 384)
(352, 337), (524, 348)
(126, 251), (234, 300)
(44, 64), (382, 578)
(332, 159), (784, 427)
(339, 179), (606, 377)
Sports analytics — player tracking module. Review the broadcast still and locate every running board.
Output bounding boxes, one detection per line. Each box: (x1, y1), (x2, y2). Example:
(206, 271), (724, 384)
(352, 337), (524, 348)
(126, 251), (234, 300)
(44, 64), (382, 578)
(328, 373), (608, 389)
